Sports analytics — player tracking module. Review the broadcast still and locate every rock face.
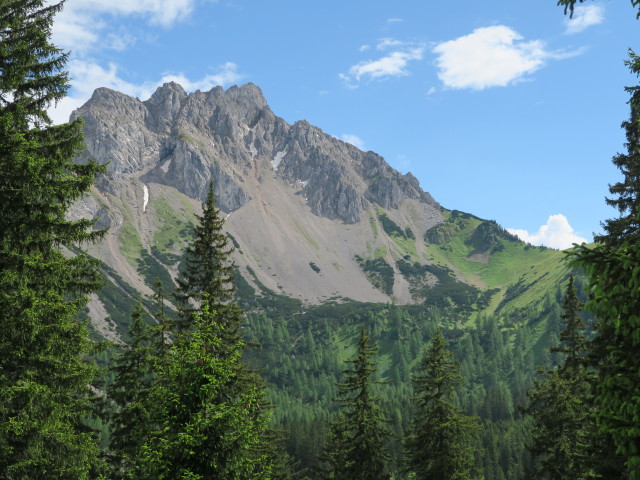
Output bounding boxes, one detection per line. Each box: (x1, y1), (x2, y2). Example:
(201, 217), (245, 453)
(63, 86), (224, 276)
(72, 82), (446, 309)
(73, 82), (439, 222)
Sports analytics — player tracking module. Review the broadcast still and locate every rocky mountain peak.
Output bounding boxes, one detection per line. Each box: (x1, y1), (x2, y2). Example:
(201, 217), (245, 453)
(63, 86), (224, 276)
(143, 82), (188, 133)
(76, 82), (439, 221)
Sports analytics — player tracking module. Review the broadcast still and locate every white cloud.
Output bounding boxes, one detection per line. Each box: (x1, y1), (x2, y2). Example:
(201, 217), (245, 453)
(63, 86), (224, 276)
(341, 134), (365, 150)
(49, 60), (243, 124)
(359, 44), (371, 52)
(70, 0), (195, 26)
(157, 63), (243, 92)
(52, 0), (197, 53)
(340, 39), (425, 86)
(565, 4), (604, 34)
(387, 18), (403, 24)
(507, 214), (587, 250)
(106, 31), (138, 51)
(376, 38), (404, 50)
(432, 25), (550, 90)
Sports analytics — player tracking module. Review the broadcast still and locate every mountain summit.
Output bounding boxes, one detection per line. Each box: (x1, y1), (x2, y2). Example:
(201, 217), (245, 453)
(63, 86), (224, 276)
(74, 82), (438, 220)
(68, 82), (564, 341)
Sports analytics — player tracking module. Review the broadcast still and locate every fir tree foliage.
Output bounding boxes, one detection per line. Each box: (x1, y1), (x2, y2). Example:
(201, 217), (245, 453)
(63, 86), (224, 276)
(0, 0), (106, 477)
(551, 274), (587, 371)
(523, 276), (596, 480)
(570, 51), (640, 480)
(322, 325), (391, 480)
(596, 51), (640, 247)
(108, 301), (157, 478)
(175, 182), (237, 331)
(137, 301), (271, 479)
(557, 0), (640, 19)
(404, 329), (479, 480)
(523, 275), (627, 480)
(109, 185), (272, 478)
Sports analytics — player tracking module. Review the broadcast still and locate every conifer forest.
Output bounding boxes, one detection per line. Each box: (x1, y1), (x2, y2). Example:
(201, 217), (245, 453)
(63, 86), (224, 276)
(1, 0), (640, 479)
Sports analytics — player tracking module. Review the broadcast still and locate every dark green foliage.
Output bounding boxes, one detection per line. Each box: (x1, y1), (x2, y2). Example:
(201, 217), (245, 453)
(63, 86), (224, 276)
(322, 326), (391, 479)
(377, 211), (407, 239)
(240, 297), (564, 480)
(465, 220), (519, 254)
(497, 275), (538, 312)
(96, 264), (177, 341)
(233, 265), (256, 302)
(425, 210), (477, 244)
(396, 259), (492, 314)
(110, 183), (273, 478)
(0, 1), (106, 476)
(596, 51), (640, 247)
(551, 275), (587, 370)
(557, 0), (640, 19)
(523, 276), (596, 480)
(175, 182), (237, 329)
(309, 262), (321, 273)
(228, 232), (241, 249)
(137, 248), (175, 290)
(404, 329), (479, 480)
(570, 51), (640, 479)
(107, 302), (157, 478)
(355, 255), (394, 295)
(137, 303), (271, 479)
(425, 220), (461, 244)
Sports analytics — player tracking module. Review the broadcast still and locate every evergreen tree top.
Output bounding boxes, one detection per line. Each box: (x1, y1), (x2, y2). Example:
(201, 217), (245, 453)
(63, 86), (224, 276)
(596, 50), (640, 247)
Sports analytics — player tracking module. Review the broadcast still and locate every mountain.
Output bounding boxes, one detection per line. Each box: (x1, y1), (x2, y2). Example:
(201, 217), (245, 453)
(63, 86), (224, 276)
(65, 82), (577, 479)
(67, 82), (568, 341)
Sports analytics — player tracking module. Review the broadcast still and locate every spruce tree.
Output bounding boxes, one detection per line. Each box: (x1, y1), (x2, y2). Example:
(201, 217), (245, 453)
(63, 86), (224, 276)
(403, 329), (479, 480)
(523, 276), (627, 480)
(0, 0), (106, 477)
(322, 325), (390, 480)
(551, 275), (587, 371)
(129, 185), (272, 478)
(108, 301), (156, 478)
(175, 182), (237, 335)
(137, 301), (271, 479)
(570, 51), (640, 480)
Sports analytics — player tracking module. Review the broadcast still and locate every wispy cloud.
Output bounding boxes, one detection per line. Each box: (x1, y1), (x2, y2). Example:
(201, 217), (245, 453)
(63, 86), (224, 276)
(47, 0), (240, 124)
(52, 0), (199, 53)
(340, 134), (365, 150)
(376, 38), (405, 50)
(564, 4), (604, 34)
(49, 60), (243, 124)
(433, 26), (553, 90)
(340, 38), (425, 87)
(508, 214), (587, 250)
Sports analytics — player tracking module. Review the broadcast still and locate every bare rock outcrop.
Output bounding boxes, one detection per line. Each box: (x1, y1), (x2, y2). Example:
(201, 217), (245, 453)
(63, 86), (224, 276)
(73, 82), (439, 221)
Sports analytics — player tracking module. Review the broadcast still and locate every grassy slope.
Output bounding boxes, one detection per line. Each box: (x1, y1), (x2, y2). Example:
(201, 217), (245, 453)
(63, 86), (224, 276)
(423, 211), (569, 319)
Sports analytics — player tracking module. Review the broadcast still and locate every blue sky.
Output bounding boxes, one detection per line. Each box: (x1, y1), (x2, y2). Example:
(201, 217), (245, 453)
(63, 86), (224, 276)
(50, 0), (640, 249)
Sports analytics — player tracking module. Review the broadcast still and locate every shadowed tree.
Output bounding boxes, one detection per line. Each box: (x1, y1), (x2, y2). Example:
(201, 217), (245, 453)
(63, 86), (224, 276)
(0, 0), (107, 477)
(322, 325), (391, 480)
(404, 329), (479, 480)
(570, 51), (640, 480)
(119, 184), (273, 478)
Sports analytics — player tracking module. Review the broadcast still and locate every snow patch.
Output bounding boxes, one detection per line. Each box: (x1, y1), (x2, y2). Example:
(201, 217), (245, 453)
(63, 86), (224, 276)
(272, 149), (287, 171)
(160, 158), (172, 174)
(249, 140), (257, 158)
(143, 185), (149, 212)
(300, 180), (309, 188)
